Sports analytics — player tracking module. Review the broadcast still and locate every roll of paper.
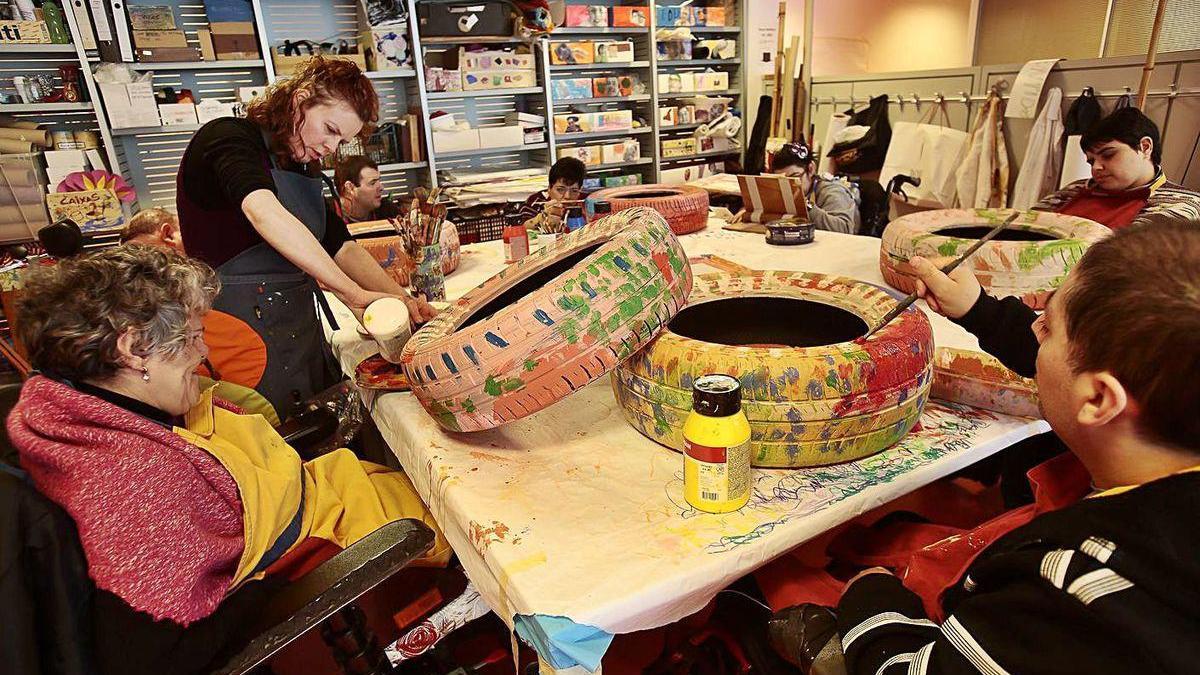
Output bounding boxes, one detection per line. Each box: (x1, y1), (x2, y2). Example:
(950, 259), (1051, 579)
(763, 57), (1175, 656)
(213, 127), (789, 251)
(1059, 134), (1091, 188)
(0, 127), (51, 147)
(0, 115), (41, 130)
(818, 113), (850, 175)
(0, 139), (35, 154)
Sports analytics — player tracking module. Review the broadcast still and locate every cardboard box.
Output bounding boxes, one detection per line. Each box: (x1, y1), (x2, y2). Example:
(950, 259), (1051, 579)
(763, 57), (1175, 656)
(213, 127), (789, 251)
(593, 110), (632, 131)
(604, 174), (641, 187)
(684, 96), (732, 123)
(705, 7), (727, 26)
(676, 105), (696, 124)
(98, 82), (160, 129)
(592, 77), (619, 98)
(43, 149), (87, 169)
(128, 6), (177, 30)
(213, 32), (259, 60)
(195, 99), (237, 124)
(461, 68), (536, 90)
(134, 46), (202, 62)
(0, 20), (50, 43)
(506, 112), (545, 126)
(656, 40), (691, 61)
(564, 6), (609, 27)
(595, 40), (634, 63)
(522, 126), (546, 144)
(45, 190), (124, 233)
(612, 7), (649, 27)
(272, 52), (366, 75)
(424, 67), (462, 92)
(554, 112), (593, 135)
(549, 41), (593, 65)
(477, 125), (525, 149)
(661, 138), (697, 158)
(158, 103), (198, 126)
(459, 48), (534, 71)
(197, 28), (216, 61)
(432, 128), (481, 154)
(601, 139), (640, 164)
(658, 107), (678, 126)
(655, 6), (681, 27)
(582, 177), (602, 191)
(552, 78), (592, 100)
(697, 39), (736, 59)
(557, 145), (601, 166)
(694, 71), (729, 92)
(659, 72), (696, 93)
(677, 6), (698, 26)
(237, 86), (266, 102)
(618, 74), (639, 96)
(361, 27), (412, 71)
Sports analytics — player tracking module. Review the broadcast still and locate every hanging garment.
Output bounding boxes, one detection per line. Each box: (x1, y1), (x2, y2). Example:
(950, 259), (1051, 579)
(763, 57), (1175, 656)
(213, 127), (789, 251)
(879, 101), (968, 207)
(955, 94), (1009, 208)
(826, 95), (891, 174)
(1058, 88), (1102, 188)
(817, 113), (850, 175)
(1011, 88), (1065, 209)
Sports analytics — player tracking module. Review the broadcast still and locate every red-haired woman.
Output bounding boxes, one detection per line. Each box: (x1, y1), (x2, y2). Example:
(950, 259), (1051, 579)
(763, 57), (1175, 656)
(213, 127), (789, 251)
(176, 57), (435, 420)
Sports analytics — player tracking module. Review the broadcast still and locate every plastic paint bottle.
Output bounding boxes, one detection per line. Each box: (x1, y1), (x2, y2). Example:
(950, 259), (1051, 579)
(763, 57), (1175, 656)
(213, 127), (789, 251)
(683, 374), (751, 513)
(503, 222), (529, 263)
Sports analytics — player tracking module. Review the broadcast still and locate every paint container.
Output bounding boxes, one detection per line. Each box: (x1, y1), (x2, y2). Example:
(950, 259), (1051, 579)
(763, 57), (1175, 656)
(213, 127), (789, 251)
(765, 217), (814, 246)
(412, 244), (447, 302)
(565, 206), (586, 232)
(683, 374), (751, 513)
(503, 222), (529, 263)
(362, 297), (412, 364)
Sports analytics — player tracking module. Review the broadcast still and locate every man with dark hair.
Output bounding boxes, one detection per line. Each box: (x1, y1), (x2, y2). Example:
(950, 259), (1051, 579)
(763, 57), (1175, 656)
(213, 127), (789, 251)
(330, 155), (401, 223)
(516, 157), (587, 233)
(804, 220), (1200, 673)
(1035, 107), (1200, 229)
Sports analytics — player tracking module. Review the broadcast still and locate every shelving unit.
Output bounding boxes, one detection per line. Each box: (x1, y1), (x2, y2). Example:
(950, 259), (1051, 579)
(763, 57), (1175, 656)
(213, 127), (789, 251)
(427, 87), (543, 100)
(549, 60), (651, 72)
(0, 102), (93, 113)
(128, 59), (266, 71)
(0, 44), (79, 54)
(557, 127), (653, 142)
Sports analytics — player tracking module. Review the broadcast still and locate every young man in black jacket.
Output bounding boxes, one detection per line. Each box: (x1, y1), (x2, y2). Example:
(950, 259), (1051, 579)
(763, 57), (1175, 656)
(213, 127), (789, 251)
(830, 220), (1200, 674)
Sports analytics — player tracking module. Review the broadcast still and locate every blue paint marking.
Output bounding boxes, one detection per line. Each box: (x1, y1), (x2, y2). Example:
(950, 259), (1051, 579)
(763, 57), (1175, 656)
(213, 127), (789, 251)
(381, 249), (396, 268)
(534, 309), (555, 326)
(425, 365), (436, 381)
(631, 241), (648, 256)
(485, 332), (509, 348)
(580, 281), (597, 298)
(442, 353), (459, 374)
(463, 345), (480, 366)
(613, 255), (631, 272)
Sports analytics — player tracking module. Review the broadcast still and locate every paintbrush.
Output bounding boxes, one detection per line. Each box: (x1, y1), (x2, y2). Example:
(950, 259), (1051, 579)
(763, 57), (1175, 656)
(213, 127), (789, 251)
(862, 211), (1020, 340)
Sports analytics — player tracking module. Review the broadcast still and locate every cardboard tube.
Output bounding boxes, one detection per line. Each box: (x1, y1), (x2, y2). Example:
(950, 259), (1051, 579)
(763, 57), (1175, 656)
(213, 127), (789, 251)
(0, 139), (34, 154)
(0, 115), (40, 130)
(0, 186), (44, 206)
(0, 128), (51, 147)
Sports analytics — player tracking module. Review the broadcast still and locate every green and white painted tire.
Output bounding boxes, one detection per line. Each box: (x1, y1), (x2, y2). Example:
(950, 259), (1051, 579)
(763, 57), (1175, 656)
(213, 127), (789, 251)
(401, 207), (692, 432)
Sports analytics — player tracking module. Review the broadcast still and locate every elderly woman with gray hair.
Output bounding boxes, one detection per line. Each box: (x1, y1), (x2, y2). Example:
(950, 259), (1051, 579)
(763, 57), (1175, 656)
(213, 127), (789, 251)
(6, 245), (447, 673)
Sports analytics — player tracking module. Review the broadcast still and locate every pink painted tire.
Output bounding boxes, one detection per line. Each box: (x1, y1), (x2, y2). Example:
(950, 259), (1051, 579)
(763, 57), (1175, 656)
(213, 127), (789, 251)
(439, 221), (461, 275)
(400, 206), (693, 432)
(587, 184), (709, 235)
(880, 208), (1109, 309)
(931, 347), (1040, 418)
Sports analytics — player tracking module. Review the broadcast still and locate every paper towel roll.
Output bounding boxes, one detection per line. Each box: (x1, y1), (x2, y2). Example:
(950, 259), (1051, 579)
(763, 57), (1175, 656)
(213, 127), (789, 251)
(818, 113), (850, 175)
(0, 127), (51, 147)
(1059, 134), (1091, 188)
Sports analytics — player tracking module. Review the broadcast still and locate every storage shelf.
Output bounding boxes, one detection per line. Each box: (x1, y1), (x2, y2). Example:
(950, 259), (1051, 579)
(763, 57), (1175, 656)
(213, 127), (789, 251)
(111, 124), (201, 136)
(436, 142), (548, 159)
(0, 102), (93, 113)
(657, 58), (742, 67)
(421, 35), (530, 45)
(590, 157), (654, 172)
(0, 43), (77, 54)
(554, 94), (651, 107)
(661, 147), (742, 162)
(658, 89), (741, 100)
(553, 27), (650, 35)
(660, 122), (703, 131)
(366, 68), (417, 79)
(551, 61), (650, 72)
(427, 87), (543, 100)
(556, 127), (653, 142)
(323, 161), (428, 176)
(129, 59), (265, 71)
(687, 26), (742, 33)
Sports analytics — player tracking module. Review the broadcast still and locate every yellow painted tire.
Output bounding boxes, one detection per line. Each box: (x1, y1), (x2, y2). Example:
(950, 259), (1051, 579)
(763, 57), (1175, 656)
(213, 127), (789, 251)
(613, 271), (934, 467)
(931, 347), (1040, 418)
(880, 208), (1109, 309)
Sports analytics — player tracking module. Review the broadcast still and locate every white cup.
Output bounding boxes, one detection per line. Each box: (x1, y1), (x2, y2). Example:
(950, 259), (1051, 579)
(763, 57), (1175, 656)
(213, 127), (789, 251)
(363, 297), (412, 364)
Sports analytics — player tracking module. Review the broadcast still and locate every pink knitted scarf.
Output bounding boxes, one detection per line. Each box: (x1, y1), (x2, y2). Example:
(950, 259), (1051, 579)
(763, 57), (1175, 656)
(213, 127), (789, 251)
(7, 376), (245, 625)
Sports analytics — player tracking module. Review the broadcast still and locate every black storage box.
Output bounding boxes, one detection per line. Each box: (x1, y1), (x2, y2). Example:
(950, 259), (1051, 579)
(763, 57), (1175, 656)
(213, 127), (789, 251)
(417, 2), (515, 37)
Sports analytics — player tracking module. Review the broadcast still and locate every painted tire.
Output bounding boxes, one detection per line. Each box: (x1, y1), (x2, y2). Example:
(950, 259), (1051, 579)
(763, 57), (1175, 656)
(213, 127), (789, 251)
(613, 271), (934, 468)
(880, 208), (1109, 309)
(439, 221), (461, 275)
(931, 347), (1040, 418)
(360, 223), (461, 287)
(401, 207), (693, 432)
(587, 184), (709, 236)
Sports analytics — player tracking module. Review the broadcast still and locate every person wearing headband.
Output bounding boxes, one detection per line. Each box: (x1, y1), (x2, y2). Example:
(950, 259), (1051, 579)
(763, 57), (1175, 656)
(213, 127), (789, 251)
(770, 140), (861, 234)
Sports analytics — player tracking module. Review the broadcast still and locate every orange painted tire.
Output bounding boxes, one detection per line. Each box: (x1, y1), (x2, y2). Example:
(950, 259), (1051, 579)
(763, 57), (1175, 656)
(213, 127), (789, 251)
(613, 270), (934, 467)
(400, 207), (693, 432)
(587, 184), (709, 236)
(880, 208), (1109, 309)
(931, 347), (1040, 418)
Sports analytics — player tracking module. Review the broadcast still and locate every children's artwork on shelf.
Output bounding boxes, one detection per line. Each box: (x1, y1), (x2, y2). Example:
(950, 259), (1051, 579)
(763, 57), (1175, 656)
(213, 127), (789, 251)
(677, 105), (695, 125)
(695, 39), (736, 60)
(425, 67), (462, 92)
(553, 78), (593, 100)
(462, 69), (536, 90)
(550, 41), (595, 65)
(558, 145), (601, 166)
(694, 70), (729, 92)
(595, 41), (634, 63)
(659, 106), (678, 126)
(592, 77), (620, 97)
(594, 110), (633, 131)
(459, 48), (535, 70)
(565, 5), (610, 27)
(45, 189), (125, 233)
(659, 72), (696, 93)
(705, 7), (726, 26)
(617, 75), (640, 96)
(554, 112), (593, 134)
(612, 7), (648, 27)
(656, 40), (691, 60)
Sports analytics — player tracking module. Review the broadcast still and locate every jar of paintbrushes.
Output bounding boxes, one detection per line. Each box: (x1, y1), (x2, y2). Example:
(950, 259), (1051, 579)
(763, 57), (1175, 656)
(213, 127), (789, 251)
(389, 187), (449, 303)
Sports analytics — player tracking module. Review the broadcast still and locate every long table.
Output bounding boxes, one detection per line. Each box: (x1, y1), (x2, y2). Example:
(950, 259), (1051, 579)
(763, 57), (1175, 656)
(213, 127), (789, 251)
(325, 223), (1048, 672)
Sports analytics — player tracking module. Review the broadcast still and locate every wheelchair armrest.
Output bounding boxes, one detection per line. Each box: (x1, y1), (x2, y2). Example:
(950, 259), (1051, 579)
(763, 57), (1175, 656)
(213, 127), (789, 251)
(214, 519), (435, 675)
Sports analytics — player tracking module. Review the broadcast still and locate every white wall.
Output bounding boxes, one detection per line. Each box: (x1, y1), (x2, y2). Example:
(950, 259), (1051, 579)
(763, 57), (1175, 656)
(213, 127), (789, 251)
(745, 0), (805, 135)
(812, 0), (973, 76)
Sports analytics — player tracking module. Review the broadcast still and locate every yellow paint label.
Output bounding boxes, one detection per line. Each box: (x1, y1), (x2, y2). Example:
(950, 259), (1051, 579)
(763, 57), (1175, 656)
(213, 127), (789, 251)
(684, 438), (750, 512)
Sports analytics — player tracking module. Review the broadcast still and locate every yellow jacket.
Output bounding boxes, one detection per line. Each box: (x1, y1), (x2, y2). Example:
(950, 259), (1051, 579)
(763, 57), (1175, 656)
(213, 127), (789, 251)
(172, 387), (450, 588)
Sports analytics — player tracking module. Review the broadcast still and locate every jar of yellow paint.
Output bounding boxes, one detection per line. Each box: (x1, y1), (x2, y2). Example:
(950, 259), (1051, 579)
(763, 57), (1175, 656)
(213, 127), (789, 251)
(683, 374), (752, 513)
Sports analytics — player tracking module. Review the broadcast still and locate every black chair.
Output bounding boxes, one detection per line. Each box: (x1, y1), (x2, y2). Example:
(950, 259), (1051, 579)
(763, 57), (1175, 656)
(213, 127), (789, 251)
(0, 382), (434, 675)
